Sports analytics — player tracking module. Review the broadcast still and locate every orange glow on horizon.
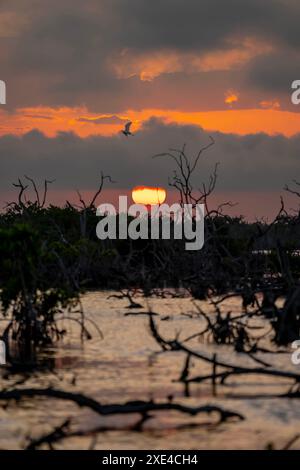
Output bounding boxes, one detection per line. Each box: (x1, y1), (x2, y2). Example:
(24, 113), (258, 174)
(132, 186), (167, 205)
(0, 106), (300, 138)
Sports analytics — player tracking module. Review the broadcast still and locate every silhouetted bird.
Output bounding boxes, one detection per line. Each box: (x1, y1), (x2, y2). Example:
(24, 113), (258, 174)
(121, 121), (134, 137)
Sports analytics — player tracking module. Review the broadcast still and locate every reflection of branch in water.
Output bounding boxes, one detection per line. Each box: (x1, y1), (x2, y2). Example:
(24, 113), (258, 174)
(0, 387), (243, 422)
(26, 405), (241, 450)
(108, 289), (142, 309)
(282, 433), (300, 450)
(124, 311), (159, 317)
(0, 387), (244, 449)
(146, 313), (300, 397)
(26, 418), (72, 450)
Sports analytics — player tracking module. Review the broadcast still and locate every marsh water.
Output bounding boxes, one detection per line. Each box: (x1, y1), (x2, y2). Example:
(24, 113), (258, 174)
(0, 291), (300, 450)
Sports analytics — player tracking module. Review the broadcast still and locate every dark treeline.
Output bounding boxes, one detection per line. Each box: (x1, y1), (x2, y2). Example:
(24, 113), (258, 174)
(1, 143), (300, 348)
(1, 197), (300, 292)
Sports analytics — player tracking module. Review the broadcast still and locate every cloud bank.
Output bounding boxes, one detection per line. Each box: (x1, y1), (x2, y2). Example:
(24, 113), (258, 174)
(0, 119), (298, 195)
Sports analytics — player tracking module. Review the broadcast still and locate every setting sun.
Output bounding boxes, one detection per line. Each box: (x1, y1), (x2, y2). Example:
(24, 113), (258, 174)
(132, 186), (167, 205)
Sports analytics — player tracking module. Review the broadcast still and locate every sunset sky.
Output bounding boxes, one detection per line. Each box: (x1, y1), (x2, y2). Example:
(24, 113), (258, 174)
(1, 0), (300, 218)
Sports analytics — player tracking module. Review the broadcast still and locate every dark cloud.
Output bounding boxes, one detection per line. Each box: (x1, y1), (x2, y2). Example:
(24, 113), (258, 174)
(1, 0), (300, 109)
(0, 119), (299, 197)
(246, 50), (300, 93)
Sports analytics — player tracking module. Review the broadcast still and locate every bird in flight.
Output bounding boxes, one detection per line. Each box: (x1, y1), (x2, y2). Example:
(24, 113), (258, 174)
(121, 121), (134, 137)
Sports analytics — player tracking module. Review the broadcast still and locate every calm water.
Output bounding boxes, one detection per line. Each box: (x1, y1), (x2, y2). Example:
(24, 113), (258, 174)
(0, 291), (300, 450)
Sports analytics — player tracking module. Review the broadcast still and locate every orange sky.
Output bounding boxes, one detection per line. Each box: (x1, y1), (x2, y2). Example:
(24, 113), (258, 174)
(1, 106), (300, 138)
(1, 1), (300, 219)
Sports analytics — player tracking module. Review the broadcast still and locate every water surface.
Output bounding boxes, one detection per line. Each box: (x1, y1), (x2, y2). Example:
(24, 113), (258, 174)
(0, 291), (299, 450)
